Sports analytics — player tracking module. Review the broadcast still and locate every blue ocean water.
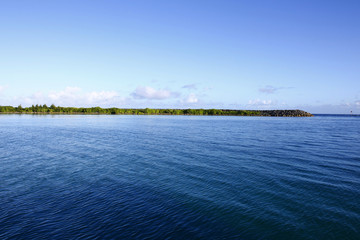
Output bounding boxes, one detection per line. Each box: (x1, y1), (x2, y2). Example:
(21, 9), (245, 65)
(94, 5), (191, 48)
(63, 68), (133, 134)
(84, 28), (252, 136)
(0, 114), (359, 239)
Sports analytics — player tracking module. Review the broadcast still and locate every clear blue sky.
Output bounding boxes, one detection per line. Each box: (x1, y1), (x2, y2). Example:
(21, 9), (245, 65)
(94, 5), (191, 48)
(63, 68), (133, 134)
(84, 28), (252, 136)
(0, 0), (359, 113)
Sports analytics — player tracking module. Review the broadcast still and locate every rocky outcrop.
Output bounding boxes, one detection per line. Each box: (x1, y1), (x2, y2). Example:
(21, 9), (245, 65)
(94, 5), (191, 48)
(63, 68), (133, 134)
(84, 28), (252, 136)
(253, 110), (313, 117)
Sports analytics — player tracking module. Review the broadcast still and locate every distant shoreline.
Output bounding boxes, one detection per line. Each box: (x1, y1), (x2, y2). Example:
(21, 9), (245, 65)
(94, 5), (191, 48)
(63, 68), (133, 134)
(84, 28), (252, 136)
(0, 105), (313, 117)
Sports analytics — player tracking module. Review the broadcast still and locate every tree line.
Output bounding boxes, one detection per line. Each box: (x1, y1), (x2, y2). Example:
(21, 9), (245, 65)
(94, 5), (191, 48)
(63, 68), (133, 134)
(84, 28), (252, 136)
(0, 104), (261, 116)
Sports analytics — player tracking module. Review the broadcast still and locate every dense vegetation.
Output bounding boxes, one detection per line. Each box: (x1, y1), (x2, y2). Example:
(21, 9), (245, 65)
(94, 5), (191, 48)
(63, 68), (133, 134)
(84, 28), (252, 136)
(0, 105), (264, 116)
(0, 105), (313, 116)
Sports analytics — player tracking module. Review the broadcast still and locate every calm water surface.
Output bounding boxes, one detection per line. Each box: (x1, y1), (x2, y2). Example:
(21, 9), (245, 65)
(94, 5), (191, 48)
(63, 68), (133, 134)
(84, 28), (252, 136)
(0, 115), (359, 239)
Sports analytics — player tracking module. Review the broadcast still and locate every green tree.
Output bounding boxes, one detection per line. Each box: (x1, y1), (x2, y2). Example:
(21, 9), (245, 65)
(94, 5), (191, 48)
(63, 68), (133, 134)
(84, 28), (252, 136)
(17, 105), (23, 112)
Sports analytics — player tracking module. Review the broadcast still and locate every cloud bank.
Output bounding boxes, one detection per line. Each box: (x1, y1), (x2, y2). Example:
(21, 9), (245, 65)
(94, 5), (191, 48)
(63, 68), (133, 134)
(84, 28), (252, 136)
(3, 85), (358, 114)
(8, 87), (122, 107)
(48, 87), (120, 106)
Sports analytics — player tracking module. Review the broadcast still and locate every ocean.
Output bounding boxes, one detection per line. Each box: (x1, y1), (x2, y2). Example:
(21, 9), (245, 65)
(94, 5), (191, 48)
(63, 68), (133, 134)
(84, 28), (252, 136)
(0, 114), (359, 239)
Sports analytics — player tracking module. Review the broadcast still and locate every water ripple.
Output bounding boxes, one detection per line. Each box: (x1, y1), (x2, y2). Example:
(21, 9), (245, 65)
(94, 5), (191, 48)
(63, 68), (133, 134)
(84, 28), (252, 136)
(0, 115), (359, 239)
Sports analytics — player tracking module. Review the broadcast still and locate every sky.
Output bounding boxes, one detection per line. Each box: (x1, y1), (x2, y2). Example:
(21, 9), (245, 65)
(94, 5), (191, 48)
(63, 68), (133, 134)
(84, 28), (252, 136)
(0, 0), (359, 113)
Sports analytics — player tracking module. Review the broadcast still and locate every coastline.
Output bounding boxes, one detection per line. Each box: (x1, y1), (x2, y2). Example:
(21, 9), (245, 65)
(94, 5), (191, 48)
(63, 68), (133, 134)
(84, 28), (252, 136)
(0, 107), (313, 117)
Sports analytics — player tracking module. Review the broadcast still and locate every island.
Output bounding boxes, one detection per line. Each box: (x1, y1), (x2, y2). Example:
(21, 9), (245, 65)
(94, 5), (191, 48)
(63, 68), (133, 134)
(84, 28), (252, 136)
(0, 105), (313, 117)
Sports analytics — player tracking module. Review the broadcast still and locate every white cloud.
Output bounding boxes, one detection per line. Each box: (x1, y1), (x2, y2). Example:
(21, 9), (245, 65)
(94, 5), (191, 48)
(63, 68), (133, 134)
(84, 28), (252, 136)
(87, 91), (119, 103)
(131, 86), (179, 100)
(48, 87), (82, 102)
(47, 87), (119, 106)
(182, 93), (198, 103)
(246, 99), (282, 110)
(248, 99), (274, 106)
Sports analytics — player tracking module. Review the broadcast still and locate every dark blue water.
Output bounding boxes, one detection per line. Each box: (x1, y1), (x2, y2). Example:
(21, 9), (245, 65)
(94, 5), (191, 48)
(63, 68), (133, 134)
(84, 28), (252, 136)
(1, 115), (359, 239)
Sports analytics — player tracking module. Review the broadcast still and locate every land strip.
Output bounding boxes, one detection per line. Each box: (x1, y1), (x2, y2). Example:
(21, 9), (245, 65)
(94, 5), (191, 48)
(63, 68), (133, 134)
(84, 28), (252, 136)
(0, 105), (313, 117)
